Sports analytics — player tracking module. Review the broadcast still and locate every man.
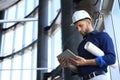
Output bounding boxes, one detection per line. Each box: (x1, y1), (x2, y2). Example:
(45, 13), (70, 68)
(57, 10), (116, 80)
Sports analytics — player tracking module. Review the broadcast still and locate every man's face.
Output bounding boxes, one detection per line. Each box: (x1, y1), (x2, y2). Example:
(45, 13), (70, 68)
(74, 19), (90, 36)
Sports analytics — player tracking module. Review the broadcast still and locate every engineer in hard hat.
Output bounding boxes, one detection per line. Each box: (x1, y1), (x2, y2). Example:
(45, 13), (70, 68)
(58, 10), (116, 80)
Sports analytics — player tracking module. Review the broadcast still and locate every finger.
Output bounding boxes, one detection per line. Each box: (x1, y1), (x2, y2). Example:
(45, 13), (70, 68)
(58, 57), (67, 67)
(58, 56), (64, 61)
(62, 61), (67, 67)
(69, 58), (76, 65)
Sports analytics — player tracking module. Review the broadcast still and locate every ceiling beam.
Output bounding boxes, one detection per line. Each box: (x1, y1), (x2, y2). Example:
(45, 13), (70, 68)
(0, 0), (20, 11)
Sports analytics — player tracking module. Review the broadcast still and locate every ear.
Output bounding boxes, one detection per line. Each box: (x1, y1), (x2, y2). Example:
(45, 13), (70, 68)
(86, 19), (91, 25)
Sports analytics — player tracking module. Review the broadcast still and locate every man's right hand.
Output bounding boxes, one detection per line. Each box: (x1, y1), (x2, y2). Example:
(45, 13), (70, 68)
(57, 56), (79, 73)
(57, 56), (68, 68)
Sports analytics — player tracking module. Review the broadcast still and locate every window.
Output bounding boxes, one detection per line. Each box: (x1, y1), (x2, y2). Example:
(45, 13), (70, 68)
(47, 0), (62, 72)
(0, 0), (38, 80)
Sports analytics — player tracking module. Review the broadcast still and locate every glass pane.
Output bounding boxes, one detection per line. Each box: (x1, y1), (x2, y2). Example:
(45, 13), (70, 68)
(17, 0), (25, 19)
(6, 5), (17, 27)
(1, 60), (11, 80)
(23, 51), (32, 69)
(48, 28), (62, 72)
(47, 0), (61, 72)
(26, 0), (34, 15)
(22, 70), (31, 80)
(22, 50), (32, 80)
(33, 21), (38, 40)
(53, 29), (62, 68)
(1, 35), (5, 56)
(3, 30), (13, 56)
(31, 46), (37, 80)
(12, 56), (21, 80)
(24, 22), (33, 46)
(35, 0), (39, 7)
(49, 0), (61, 25)
(14, 25), (23, 52)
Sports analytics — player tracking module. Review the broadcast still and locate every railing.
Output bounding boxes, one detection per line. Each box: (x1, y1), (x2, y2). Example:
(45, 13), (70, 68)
(0, 67), (61, 80)
(0, 18), (38, 23)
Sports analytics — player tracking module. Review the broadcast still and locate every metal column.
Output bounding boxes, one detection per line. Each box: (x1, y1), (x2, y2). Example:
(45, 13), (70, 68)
(37, 0), (48, 80)
(0, 11), (4, 52)
(61, 0), (82, 80)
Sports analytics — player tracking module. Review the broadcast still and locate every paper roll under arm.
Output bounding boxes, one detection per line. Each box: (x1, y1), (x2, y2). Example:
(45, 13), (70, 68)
(84, 41), (104, 56)
(84, 41), (117, 68)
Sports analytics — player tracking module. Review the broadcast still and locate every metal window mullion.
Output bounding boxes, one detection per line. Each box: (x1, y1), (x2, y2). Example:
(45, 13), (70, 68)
(10, 4), (18, 80)
(31, 21), (34, 80)
(1, 35), (5, 57)
(26, 1), (35, 80)
(51, 36), (55, 69)
(31, 0), (38, 77)
(20, 26), (25, 80)
(20, 22), (25, 80)
(10, 57), (14, 80)
(12, 0), (18, 53)
(1, 9), (8, 56)
(3, 8), (8, 28)
(48, 0), (51, 25)
(20, 0), (28, 80)
(24, 0), (28, 16)
(0, 9), (8, 80)
(1, 10), (8, 56)
(31, 6), (37, 80)
(31, 48), (35, 80)
(117, 0), (120, 12)
(20, 54), (24, 80)
(0, 10), (7, 80)
(0, 9), (8, 57)
(31, 0), (37, 80)
(0, 63), (3, 80)
(10, 29), (15, 80)
(32, 21), (37, 41)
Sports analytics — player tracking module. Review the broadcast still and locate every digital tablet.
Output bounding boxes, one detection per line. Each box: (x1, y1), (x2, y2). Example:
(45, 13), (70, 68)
(57, 49), (77, 61)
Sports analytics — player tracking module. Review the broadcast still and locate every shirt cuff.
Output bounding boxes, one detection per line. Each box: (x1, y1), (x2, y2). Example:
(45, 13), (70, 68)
(95, 56), (107, 67)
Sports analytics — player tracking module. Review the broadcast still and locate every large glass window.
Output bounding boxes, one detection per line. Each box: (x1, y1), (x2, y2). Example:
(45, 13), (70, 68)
(47, 0), (62, 72)
(0, 0), (62, 79)
(0, 0), (38, 80)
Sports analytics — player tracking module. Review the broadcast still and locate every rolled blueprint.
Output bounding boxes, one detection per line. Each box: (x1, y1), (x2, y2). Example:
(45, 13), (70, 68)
(84, 41), (104, 56)
(84, 41), (117, 68)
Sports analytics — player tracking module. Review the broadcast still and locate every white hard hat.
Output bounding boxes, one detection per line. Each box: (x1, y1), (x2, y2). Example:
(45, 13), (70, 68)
(72, 10), (91, 24)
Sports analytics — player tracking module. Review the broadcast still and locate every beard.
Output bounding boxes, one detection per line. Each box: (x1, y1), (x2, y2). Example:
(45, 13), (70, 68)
(81, 26), (89, 36)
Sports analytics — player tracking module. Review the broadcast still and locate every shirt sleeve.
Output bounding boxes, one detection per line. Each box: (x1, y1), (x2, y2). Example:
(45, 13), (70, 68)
(95, 32), (116, 67)
(95, 56), (107, 67)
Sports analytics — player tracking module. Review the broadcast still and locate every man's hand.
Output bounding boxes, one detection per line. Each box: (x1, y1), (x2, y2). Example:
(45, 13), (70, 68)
(57, 56), (79, 73)
(57, 56), (68, 68)
(69, 56), (97, 66)
(69, 56), (87, 66)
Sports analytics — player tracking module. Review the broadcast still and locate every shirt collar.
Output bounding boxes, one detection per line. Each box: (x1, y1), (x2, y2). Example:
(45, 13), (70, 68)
(83, 30), (98, 39)
(89, 30), (98, 35)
